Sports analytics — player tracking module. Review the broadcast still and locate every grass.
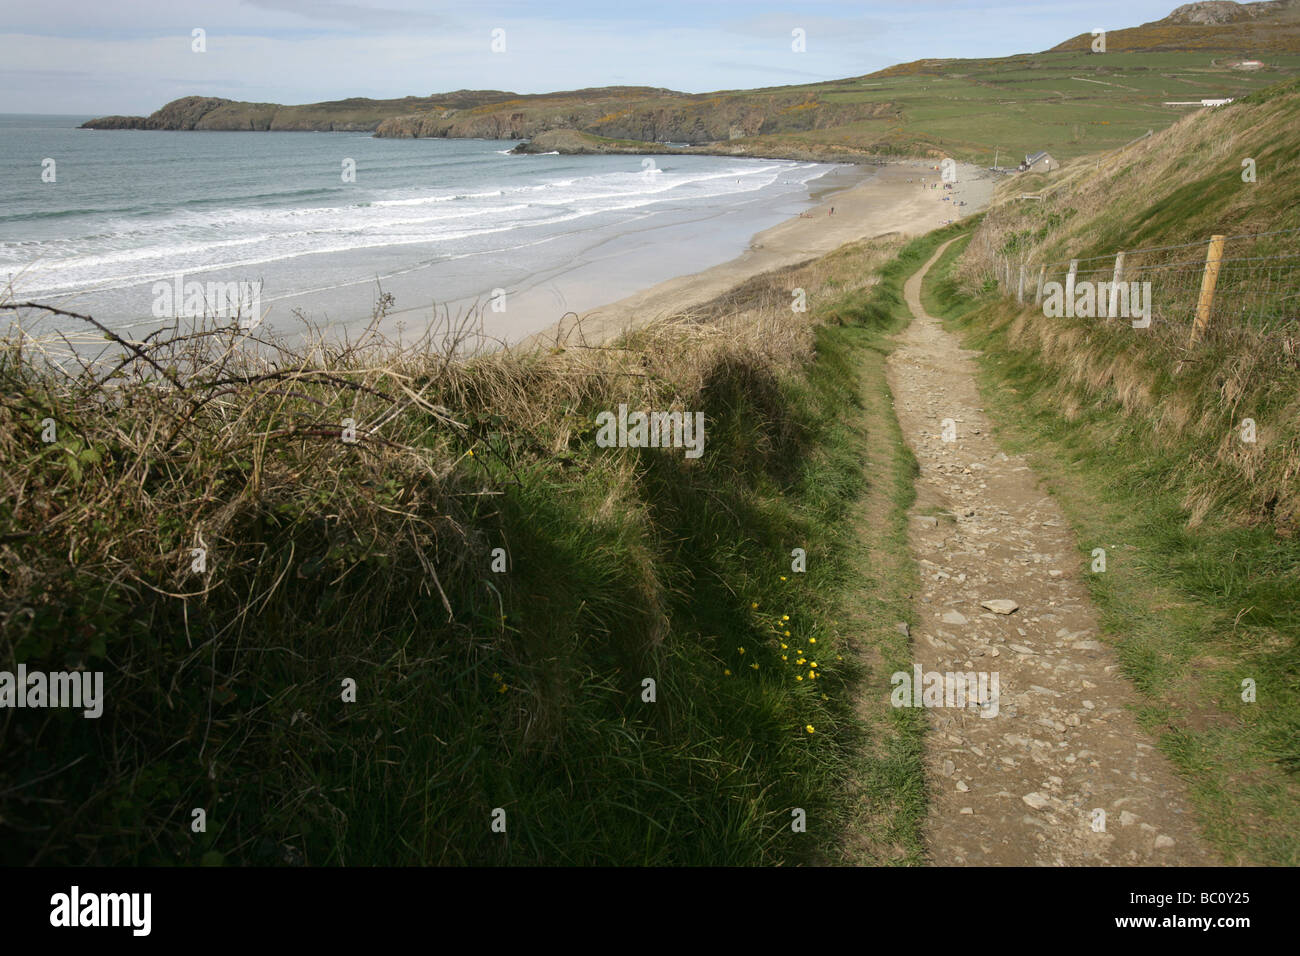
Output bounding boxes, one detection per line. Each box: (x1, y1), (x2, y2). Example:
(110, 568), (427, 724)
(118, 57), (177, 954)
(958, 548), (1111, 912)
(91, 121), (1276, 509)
(958, 81), (1300, 531)
(811, 228), (976, 863)
(737, 48), (1299, 163)
(0, 220), (968, 866)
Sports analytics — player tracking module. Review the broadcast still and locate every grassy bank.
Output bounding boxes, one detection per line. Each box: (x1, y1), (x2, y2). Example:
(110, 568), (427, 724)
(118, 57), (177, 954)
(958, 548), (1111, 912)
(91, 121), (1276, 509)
(959, 83), (1300, 530)
(1, 221), (967, 866)
(921, 226), (1300, 866)
(812, 230), (976, 864)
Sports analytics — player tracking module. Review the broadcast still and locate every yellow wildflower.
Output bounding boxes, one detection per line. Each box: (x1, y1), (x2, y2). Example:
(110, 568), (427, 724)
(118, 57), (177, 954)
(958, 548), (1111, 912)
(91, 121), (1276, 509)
(805, 725), (815, 734)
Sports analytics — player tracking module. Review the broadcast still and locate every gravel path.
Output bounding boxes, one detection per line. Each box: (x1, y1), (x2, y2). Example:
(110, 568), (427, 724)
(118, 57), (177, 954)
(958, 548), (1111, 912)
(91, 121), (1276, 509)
(883, 238), (1217, 865)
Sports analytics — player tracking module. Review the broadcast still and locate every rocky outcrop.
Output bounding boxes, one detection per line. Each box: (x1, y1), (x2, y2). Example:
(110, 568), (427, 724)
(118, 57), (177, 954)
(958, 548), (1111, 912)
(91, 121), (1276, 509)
(1050, 0), (1299, 52)
(79, 114), (151, 130)
(82, 96), (232, 130)
(1167, 0), (1279, 24)
(81, 94), (513, 132)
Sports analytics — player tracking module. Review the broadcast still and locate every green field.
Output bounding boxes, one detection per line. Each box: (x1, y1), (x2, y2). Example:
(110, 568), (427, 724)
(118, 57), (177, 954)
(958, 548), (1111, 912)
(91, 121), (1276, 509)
(732, 50), (1300, 162)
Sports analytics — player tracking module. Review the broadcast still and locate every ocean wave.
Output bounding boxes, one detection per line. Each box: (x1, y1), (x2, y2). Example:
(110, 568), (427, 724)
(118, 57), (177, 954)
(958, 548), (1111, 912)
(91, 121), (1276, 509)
(3, 151), (835, 299)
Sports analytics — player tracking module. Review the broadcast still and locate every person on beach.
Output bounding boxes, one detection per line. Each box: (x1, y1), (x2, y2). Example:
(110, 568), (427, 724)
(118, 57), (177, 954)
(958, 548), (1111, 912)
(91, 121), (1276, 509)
(829, 206), (834, 215)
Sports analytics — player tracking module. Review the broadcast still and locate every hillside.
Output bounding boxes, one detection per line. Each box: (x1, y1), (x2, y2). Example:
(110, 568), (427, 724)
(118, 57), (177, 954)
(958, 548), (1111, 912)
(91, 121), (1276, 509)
(1052, 0), (1300, 53)
(955, 77), (1300, 528)
(82, 1), (1300, 163)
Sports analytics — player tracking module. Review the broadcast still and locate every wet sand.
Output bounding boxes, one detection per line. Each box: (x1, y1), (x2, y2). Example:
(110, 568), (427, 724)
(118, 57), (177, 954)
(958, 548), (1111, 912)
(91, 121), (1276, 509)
(523, 160), (994, 350)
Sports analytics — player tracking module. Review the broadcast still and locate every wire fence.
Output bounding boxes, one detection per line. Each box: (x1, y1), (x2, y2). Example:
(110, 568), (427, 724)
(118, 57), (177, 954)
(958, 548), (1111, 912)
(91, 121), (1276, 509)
(977, 226), (1300, 357)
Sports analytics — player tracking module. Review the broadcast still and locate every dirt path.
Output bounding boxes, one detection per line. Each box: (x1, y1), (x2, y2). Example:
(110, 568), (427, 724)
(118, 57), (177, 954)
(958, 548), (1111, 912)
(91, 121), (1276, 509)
(884, 238), (1217, 865)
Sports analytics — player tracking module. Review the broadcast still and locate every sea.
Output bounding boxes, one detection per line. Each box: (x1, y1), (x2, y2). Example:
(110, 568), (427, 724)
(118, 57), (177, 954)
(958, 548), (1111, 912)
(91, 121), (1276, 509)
(0, 114), (846, 348)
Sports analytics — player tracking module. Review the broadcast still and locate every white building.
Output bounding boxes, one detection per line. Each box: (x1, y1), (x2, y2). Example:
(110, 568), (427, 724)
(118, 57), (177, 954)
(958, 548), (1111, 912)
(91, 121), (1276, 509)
(1020, 151), (1059, 173)
(1163, 98), (1235, 107)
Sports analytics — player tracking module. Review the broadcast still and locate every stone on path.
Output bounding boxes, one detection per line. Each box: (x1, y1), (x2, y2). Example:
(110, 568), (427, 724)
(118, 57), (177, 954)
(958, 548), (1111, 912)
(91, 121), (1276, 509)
(981, 599), (1018, 615)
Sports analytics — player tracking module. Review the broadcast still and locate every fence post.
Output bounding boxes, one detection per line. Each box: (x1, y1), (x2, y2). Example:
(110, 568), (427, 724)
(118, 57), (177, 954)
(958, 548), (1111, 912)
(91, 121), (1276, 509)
(1108, 251), (1125, 318)
(1034, 264), (1046, 305)
(1065, 260), (1078, 313)
(1188, 235), (1226, 346)
(1017, 262), (1026, 305)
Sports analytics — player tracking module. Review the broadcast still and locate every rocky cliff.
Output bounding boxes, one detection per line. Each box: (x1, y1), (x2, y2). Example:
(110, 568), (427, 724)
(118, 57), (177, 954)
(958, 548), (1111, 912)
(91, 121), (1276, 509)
(83, 89), (895, 145)
(375, 91), (894, 144)
(81, 93), (520, 132)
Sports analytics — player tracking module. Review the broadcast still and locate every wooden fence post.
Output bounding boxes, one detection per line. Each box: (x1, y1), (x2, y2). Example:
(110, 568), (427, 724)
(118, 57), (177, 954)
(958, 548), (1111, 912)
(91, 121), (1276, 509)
(1065, 259), (1078, 313)
(1034, 264), (1046, 305)
(1188, 235), (1226, 346)
(1017, 262), (1026, 304)
(1108, 251), (1125, 318)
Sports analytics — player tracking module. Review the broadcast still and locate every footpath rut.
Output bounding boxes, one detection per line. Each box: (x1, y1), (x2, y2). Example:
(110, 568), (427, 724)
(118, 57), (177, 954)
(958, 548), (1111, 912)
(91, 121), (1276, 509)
(883, 238), (1216, 865)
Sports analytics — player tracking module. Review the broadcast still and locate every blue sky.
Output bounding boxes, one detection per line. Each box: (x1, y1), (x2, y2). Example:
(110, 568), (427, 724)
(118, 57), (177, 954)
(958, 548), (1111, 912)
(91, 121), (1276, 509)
(0, 0), (1217, 114)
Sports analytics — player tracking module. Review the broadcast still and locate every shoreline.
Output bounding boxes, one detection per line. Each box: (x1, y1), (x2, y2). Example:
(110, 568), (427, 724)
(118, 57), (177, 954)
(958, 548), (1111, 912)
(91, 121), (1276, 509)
(522, 159), (993, 350)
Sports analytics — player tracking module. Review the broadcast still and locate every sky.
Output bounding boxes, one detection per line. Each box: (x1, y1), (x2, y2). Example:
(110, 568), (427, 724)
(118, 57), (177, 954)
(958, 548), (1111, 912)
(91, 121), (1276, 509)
(0, 0), (1220, 115)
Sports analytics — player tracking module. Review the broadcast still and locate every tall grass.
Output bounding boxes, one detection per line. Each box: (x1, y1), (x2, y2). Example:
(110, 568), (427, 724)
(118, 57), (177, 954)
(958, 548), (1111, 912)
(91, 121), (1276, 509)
(0, 228), (935, 865)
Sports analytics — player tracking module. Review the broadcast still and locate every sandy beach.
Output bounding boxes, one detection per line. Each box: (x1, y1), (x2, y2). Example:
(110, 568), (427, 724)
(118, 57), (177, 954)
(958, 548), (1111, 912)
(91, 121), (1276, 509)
(525, 159), (995, 349)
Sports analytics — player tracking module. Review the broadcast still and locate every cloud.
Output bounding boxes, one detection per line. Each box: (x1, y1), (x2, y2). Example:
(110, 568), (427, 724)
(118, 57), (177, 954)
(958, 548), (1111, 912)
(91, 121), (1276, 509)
(239, 0), (451, 31)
